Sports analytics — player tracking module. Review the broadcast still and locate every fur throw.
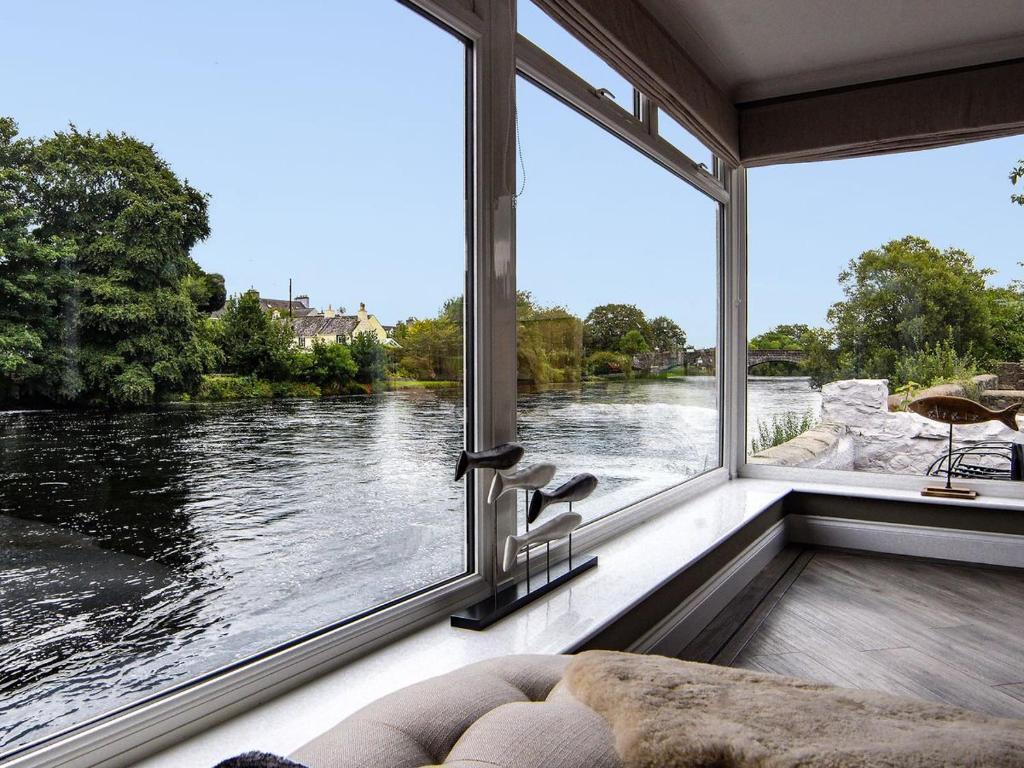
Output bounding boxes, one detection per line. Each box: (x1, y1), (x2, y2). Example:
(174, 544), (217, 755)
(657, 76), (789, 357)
(212, 752), (306, 768)
(565, 650), (1024, 768)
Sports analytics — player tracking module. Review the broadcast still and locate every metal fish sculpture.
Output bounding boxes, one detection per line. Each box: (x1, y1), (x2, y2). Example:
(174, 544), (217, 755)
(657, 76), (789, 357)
(487, 462), (557, 504)
(502, 511), (582, 572)
(527, 472), (598, 524)
(454, 442), (525, 481)
(907, 396), (1019, 431)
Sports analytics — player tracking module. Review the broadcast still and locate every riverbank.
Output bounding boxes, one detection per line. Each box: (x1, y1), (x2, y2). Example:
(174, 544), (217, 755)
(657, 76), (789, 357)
(180, 374), (463, 402)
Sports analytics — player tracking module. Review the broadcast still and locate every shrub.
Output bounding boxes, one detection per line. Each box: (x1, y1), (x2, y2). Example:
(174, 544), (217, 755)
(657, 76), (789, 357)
(585, 351), (633, 377)
(891, 337), (978, 389)
(750, 410), (817, 454)
(291, 340), (357, 388)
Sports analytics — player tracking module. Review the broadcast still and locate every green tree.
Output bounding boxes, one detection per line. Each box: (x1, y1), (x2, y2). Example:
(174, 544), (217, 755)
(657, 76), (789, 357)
(5, 121), (220, 405)
(517, 291), (582, 384)
(617, 329), (650, 355)
(293, 339), (357, 389)
(649, 316), (686, 353)
(583, 303), (651, 354)
(215, 290), (294, 380)
(749, 324), (812, 350)
(350, 331), (388, 384)
(827, 236), (994, 379)
(1011, 159), (1024, 206)
(397, 317), (462, 381)
(0, 118), (75, 401)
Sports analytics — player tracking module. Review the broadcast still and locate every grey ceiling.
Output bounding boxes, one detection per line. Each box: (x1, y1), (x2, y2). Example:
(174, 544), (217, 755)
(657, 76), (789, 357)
(635, 0), (1024, 101)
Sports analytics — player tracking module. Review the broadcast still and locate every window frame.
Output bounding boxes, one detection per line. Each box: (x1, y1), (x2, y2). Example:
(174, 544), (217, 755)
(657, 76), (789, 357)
(2, 2), (742, 766)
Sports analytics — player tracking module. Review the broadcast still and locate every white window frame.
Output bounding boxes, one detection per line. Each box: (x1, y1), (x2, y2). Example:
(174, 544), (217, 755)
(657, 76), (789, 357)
(2, 3), (742, 767)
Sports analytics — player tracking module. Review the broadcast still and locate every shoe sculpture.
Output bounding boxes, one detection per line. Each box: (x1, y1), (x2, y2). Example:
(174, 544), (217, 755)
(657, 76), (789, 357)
(454, 443), (525, 481)
(487, 463), (557, 504)
(502, 511), (582, 572)
(527, 472), (598, 524)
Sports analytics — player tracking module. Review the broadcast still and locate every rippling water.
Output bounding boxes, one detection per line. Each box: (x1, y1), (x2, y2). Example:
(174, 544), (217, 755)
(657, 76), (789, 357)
(0, 377), (818, 751)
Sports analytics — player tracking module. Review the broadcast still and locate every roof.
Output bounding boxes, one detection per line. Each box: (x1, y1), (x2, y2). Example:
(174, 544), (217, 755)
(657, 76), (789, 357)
(260, 297), (315, 317)
(291, 315), (359, 338)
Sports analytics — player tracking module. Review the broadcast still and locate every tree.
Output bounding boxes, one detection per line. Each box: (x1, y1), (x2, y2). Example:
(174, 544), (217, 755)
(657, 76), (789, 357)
(583, 303), (652, 355)
(0, 118), (75, 401)
(1011, 159), (1024, 206)
(617, 329), (650, 355)
(749, 324), (812, 350)
(517, 291), (582, 384)
(215, 290), (294, 380)
(826, 236), (994, 380)
(350, 331), (388, 384)
(292, 340), (357, 389)
(2, 120), (220, 405)
(397, 317), (462, 381)
(649, 316), (686, 353)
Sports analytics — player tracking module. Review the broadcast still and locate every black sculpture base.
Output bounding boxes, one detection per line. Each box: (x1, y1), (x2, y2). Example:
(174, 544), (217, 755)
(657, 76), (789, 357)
(451, 554), (598, 631)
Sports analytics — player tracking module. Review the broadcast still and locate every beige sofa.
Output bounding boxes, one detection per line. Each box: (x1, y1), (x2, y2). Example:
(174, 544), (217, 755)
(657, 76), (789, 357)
(289, 651), (1024, 768)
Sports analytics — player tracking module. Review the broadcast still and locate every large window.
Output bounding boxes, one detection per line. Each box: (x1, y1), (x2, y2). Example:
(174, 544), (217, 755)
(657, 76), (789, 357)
(514, 74), (721, 523)
(746, 137), (1024, 483)
(0, 1), (469, 754)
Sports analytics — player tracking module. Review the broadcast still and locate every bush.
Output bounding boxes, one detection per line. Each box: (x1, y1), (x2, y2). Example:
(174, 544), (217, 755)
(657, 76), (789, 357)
(195, 375), (321, 400)
(891, 337), (978, 389)
(350, 332), (389, 384)
(750, 411), (817, 454)
(585, 351), (633, 377)
(291, 340), (357, 388)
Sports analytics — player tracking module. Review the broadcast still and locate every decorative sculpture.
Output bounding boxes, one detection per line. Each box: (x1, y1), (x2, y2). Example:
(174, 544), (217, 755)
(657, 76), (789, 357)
(449, 451), (599, 632)
(502, 511), (581, 572)
(908, 395), (1020, 499)
(528, 472), (599, 524)
(488, 462), (557, 592)
(487, 463), (557, 504)
(454, 443), (525, 481)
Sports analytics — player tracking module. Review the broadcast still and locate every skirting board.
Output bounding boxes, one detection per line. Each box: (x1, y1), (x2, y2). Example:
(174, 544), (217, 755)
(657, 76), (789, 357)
(628, 520), (787, 657)
(787, 514), (1024, 569)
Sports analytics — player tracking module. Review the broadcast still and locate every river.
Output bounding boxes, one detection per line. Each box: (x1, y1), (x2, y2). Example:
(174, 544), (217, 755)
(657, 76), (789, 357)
(0, 376), (819, 751)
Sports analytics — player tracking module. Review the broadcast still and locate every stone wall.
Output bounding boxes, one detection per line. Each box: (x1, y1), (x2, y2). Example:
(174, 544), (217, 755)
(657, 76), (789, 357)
(748, 421), (855, 470)
(821, 379), (1022, 475)
(995, 361), (1024, 390)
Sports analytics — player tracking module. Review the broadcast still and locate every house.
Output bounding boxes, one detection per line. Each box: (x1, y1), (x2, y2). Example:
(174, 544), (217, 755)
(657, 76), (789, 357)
(291, 303), (397, 349)
(260, 294), (317, 319)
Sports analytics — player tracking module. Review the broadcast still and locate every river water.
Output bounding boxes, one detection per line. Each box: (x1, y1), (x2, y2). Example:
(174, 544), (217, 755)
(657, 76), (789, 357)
(0, 376), (819, 751)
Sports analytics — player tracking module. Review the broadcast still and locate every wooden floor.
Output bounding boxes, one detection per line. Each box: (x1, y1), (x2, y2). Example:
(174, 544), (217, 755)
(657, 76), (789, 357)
(680, 548), (1024, 718)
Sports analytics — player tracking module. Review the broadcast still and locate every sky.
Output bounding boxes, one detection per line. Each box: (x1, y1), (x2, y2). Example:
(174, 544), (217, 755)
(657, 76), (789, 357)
(3, 1), (1022, 348)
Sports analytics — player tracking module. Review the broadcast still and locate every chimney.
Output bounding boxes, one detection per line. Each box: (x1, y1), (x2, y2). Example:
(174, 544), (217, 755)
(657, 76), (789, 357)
(294, 294), (310, 308)
(324, 304), (336, 319)
(357, 302), (368, 322)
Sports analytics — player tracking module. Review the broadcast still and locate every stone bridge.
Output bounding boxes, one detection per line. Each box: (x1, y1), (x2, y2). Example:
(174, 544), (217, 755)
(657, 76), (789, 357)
(638, 347), (806, 374)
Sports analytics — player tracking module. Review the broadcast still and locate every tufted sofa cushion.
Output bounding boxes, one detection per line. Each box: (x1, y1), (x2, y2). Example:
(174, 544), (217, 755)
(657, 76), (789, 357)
(289, 654), (621, 768)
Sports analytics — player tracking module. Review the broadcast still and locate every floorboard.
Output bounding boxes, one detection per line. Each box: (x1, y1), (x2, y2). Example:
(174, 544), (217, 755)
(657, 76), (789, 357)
(682, 549), (1024, 718)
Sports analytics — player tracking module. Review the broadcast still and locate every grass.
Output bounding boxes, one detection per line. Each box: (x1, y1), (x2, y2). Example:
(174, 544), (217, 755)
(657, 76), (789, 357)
(750, 410), (818, 454)
(190, 375), (321, 401)
(386, 379), (461, 390)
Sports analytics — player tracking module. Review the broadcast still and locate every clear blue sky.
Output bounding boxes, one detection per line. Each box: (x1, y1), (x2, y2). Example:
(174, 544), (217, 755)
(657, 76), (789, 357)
(3, 1), (1022, 347)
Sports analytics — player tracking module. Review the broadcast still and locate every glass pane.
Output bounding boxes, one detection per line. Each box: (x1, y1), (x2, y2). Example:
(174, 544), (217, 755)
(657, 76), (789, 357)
(0, 1), (468, 753)
(747, 136), (1024, 481)
(515, 77), (720, 525)
(519, 0), (636, 110)
(658, 107), (714, 168)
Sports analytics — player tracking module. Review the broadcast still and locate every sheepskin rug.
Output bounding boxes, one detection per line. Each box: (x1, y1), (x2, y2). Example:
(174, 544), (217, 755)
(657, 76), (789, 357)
(564, 650), (1024, 768)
